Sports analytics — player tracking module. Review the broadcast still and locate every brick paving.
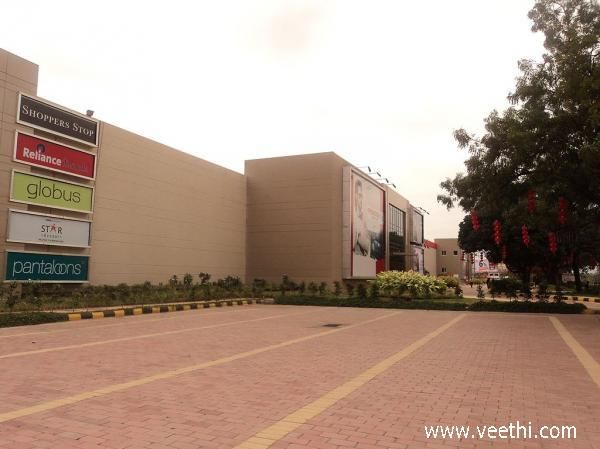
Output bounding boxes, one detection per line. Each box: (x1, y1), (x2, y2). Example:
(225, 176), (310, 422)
(0, 305), (598, 448)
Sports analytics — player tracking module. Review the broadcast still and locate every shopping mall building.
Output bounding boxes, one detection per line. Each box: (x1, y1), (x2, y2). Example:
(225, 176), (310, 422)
(0, 48), (426, 286)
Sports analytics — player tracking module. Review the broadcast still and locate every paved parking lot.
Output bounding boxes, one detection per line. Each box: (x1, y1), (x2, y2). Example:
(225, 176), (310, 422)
(0, 305), (598, 449)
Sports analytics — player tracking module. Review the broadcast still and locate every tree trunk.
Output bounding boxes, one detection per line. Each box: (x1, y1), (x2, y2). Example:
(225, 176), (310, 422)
(573, 252), (582, 292)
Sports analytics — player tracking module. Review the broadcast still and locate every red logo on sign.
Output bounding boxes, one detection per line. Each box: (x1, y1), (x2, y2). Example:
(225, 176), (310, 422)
(14, 132), (96, 179)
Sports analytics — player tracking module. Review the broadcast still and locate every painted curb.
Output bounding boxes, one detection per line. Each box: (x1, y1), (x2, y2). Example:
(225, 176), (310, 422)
(67, 299), (265, 321)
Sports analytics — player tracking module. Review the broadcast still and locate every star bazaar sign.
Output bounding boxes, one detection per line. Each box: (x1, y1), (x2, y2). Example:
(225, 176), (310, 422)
(17, 93), (99, 146)
(7, 209), (91, 248)
(10, 171), (94, 214)
(14, 132), (96, 180)
(5, 251), (89, 282)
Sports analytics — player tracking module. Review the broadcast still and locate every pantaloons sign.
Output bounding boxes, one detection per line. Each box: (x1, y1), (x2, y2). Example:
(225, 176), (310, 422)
(7, 210), (91, 248)
(17, 93), (99, 146)
(14, 132), (96, 180)
(5, 251), (89, 282)
(10, 171), (94, 213)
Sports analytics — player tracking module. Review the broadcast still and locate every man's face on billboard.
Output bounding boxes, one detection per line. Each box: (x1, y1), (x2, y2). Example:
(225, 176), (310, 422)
(354, 180), (363, 215)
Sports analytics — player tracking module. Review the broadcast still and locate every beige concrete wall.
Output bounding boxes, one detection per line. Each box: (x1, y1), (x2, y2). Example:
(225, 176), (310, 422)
(89, 124), (246, 285)
(435, 238), (463, 277)
(245, 152), (347, 285)
(0, 48), (246, 286)
(424, 246), (437, 275)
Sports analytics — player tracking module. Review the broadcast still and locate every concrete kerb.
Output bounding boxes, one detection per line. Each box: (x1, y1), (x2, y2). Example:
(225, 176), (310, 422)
(66, 299), (270, 321)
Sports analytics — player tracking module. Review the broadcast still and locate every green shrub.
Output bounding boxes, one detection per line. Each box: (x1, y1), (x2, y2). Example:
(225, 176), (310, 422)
(356, 283), (368, 299)
(298, 281), (306, 294)
(476, 284), (485, 299)
(438, 276), (459, 289)
(169, 275), (178, 287)
(345, 283), (355, 296)
(333, 281), (342, 297)
(183, 273), (193, 287)
(469, 300), (585, 314)
(318, 282), (328, 296)
(0, 312), (68, 328)
(274, 296), (586, 314)
(275, 295), (468, 311)
(307, 282), (318, 295)
(216, 276), (242, 291)
(369, 282), (380, 299)
(374, 271), (447, 298)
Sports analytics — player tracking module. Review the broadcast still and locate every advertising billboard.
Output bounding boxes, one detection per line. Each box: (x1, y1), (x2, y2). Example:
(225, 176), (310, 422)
(5, 251), (89, 282)
(14, 132), (96, 180)
(351, 171), (385, 277)
(473, 251), (497, 273)
(411, 244), (424, 274)
(10, 171), (94, 213)
(17, 93), (99, 146)
(7, 210), (91, 248)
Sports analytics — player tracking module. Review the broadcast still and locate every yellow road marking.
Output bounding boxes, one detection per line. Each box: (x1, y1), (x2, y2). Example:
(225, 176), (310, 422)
(0, 304), (263, 339)
(0, 310), (316, 360)
(549, 316), (600, 388)
(233, 314), (466, 449)
(0, 311), (400, 423)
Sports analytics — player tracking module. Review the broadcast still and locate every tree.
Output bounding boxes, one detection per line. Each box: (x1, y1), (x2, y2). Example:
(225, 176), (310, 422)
(438, 0), (600, 290)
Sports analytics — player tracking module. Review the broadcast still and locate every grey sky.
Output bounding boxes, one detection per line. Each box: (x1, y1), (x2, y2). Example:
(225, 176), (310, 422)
(0, 0), (545, 239)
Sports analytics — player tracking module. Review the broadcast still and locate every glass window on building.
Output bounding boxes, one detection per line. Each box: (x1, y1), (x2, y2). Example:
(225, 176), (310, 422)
(411, 210), (424, 244)
(441, 267), (447, 273)
(453, 250), (458, 256)
(388, 205), (406, 271)
(441, 250), (447, 256)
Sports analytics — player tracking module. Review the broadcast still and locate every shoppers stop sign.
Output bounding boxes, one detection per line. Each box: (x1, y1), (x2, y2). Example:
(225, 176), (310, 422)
(14, 132), (96, 180)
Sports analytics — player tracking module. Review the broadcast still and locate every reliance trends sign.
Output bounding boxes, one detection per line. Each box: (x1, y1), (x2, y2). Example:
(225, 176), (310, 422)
(14, 132), (96, 180)
(7, 210), (91, 248)
(17, 93), (99, 146)
(10, 171), (94, 213)
(5, 251), (89, 282)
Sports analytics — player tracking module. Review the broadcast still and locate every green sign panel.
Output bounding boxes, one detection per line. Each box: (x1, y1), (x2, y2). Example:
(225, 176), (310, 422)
(11, 171), (94, 213)
(5, 251), (89, 282)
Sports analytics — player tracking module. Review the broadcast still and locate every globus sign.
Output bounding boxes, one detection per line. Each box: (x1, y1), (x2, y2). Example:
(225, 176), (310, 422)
(4, 251), (89, 282)
(14, 132), (96, 180)
(10, 170), (94, 213)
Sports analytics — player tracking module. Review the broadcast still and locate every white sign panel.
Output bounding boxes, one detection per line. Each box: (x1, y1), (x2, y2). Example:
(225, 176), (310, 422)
(7, 210), (91, 248)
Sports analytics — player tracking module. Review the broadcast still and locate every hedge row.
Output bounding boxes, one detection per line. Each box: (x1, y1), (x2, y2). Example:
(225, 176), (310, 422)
(275, 296), (587, 314)
(469, 300), (586, 314)
(0, 312), (69, 328)
(276, 296), (468, 310)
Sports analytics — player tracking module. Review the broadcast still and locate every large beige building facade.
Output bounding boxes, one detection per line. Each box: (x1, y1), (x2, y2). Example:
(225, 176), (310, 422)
(1, 49), (424, 286)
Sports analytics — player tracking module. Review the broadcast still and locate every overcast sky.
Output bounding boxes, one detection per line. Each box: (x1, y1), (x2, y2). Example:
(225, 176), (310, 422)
(1, 0), (545, 239)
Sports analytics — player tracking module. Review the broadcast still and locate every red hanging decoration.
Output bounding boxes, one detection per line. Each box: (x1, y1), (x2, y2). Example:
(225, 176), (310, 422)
(548, 232), (558, 254)
(527, 190), (536, 214)
(559, 197), (567, 225)
(521, 225), (530, 247)
(493, 220), (502, 246)
(470, 211), (480, 231)
(501, 245), (507, 261)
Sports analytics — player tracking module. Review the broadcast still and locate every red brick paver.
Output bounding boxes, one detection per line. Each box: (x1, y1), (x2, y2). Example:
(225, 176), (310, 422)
(0, 306), (598, 449)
